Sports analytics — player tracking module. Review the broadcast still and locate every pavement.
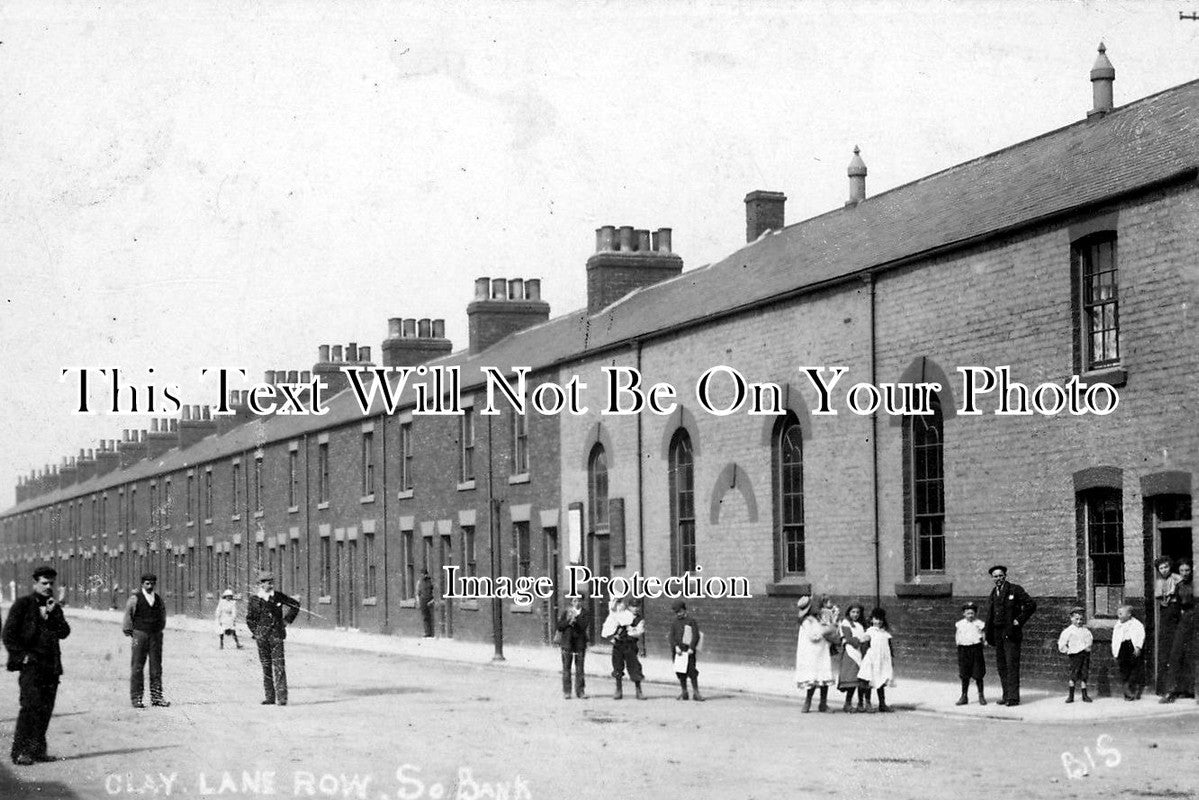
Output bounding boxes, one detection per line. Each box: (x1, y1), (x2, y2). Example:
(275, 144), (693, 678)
(46, 605), (1199, 724)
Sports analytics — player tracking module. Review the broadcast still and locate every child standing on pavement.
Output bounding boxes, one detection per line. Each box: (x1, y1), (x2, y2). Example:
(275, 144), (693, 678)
(857, 608), (895, 712)
(954, 602), (986, 705)
(1111, 604), (1146, 701)
(670, 599), (703, 702)
(1057, 607), (1094, 703)
(214, 589), (243, 649)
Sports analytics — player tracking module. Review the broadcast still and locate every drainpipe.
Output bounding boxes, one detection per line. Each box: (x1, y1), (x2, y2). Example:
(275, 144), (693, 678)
(635, 340), (647, 655)
(866, 273), (881, 607)
(488, 414), (505, 660)
(380, 414), (389, 633)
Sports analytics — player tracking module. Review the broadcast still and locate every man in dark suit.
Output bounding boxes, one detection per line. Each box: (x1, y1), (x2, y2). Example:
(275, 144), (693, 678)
(121, 573), (169, 708)
(246, 570), (301, 706)
(985, 565), (1037, 706)
(2, 566), (71, 765)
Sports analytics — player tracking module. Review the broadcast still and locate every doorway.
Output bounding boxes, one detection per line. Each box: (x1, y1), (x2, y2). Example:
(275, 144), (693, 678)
(1147, 494), (1192, 693)
(587, 532), (611, 643)
(544, 528), (560, 644)
(439, 534), (454, 638)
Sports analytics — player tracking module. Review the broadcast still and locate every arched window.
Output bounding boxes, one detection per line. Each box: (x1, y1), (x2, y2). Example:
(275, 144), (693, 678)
(669, 430), (696, 573)
(774, 414), (805, 576)
(905, 396), (944, 574)
(587, 444), (608, 533)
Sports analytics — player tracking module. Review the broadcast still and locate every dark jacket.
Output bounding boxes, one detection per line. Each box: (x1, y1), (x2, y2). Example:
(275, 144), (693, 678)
(246, 590), (301, 640)
(986, 581), (1037, 644)
(121, 591), (167, 634)
(2, 593), (71, 675)
(556, 606), (590, 652)
(417, 576), (435, 607)
(670, 615), (700, 653)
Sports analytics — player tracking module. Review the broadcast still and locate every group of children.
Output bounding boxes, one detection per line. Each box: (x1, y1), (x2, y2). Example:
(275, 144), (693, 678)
(559, 594), (704, 703)
(795, 596), (894, 713)
(955, 601), (1146, 705)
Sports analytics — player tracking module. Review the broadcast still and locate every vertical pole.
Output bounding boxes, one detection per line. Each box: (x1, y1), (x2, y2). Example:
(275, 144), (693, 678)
(488, 415), (505, 660)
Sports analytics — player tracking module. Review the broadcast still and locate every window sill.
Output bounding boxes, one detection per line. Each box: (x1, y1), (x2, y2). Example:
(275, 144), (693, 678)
(1082, 366), (1127, 388)
(203, 519), (213, 526)
(397, 489), (414, 500)
(254, 511), (264, 519)
(187, 591), (196, 598)
(288, 506), (300, 514)
(457, 480), (476, 492)
(894, 581), (953, 598)
(318, 595), (333, 605)
(460, 600), (480, 611)
(765, 580), (811, 597)
(509, 603), (534, 614)
(508, 473), (530, 486)
(360, 494), (376, 505)
(231, 515), (241, 522)
(317, 502), (329, 511)
(362, 597), (378, 607)
(400, 599), (417, 609)
(186, 521), (195, 528)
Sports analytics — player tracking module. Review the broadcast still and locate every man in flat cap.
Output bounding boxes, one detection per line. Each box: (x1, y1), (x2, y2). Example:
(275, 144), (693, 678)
(985, 565), (1036, 706)
(122, 573), (169, 709)
(246, 570), (301, 706)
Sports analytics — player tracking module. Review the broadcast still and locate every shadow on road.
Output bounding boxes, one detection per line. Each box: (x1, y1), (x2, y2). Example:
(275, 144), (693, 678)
(0, 761), (82, 800)
(55, 745), (173, 762)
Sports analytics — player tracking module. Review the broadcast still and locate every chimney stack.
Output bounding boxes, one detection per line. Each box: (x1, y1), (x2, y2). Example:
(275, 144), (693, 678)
(846, 146), (867, 207)
(179, 405), (217, 449)
(382, 317), (454, 367)
(586, 226), (683, 314)
(94, 439), (121, 477)
(467, 277), (551, 353)
(313, 341), (375, 396)
(1089, 42), (1115, 117)
(744, 192), (786, 243)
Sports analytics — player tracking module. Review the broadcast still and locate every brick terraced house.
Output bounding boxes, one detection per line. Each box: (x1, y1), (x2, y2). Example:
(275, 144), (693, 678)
(3, 48), (1197, 688)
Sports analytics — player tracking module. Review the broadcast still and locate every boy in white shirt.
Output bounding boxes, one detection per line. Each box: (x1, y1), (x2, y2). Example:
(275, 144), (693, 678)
(1111, 604), (1146, 701)
(1057, 607), (1094, 703)
(954, 602), (987, 706)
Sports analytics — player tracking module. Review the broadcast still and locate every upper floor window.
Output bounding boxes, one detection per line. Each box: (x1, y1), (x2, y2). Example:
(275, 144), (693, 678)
(400, 422), (414, 492)
(774, 413), (805, 576)
(511, 412), (529, 475)
(459, 409), (475, 483)
(1078, 487), (1124, 618)
(669, 430), (696, 574)
(587, 444), (608, 532)
(186, 474), (194, 523)
(231, 462), (241, 516)
(906, 396), (945, 574)
(1075, 233), (1120, 371)
(288, 451), (298, 508)
(318, 443), (330, 503)
(513, 521), (531, 578)
(361, 431), (375, 496)
(254, 457), (264, 513)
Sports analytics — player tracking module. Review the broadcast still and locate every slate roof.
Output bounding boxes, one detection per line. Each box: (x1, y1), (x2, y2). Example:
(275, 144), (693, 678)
(6, 78), (1199, 517)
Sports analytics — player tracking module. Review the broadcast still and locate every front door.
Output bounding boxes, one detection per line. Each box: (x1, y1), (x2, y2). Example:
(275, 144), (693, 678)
(587, 532), (611, 643)
(1148, 495), (1192, 693)
(544, 529), (559, 644)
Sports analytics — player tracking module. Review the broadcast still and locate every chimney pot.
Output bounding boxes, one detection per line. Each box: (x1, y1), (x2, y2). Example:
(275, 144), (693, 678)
(474, 277), (490, 300)
(359, 346), (371, 362)
(300, 370), (311, 383)
(1089, 42), (1115, 117)
(402, 318), (417, 338)
(619, 226), (634, 251)
(169, 420), (178, 432)
(287, 370), (299, 383)
(636, 229), (651, 252)
(508, 278), (524, 300)
(598, 225), (616, 252)
(332, 344), (344, 362)
(491, 278), (506, 300)
(432, 319), (446, 338)
(656, 228), (673, 253)
(318, 344), (330, 362)
(139, 430), (147, 442)
(201, 406), (211, 421)
(846, 146), (868, 206)
(265, 370), (276, 384)
(418, 318), (432, 338)
(347, 342), (359, 362)
(388, 317), (403, 338)
(192, 404), (201, 419)
(150, 419), (159, 433)
(525, 279), (541, 302)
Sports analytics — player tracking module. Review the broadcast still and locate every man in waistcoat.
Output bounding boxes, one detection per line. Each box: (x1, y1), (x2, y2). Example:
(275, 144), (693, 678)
(246, 570), (301, 705)
(122, 573), (169, 708)
(3, 566), (71, 765)
(985, 565), (1037, 707)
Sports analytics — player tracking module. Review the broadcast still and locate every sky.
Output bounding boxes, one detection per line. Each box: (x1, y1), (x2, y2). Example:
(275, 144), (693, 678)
(2, 0), (1198, 508)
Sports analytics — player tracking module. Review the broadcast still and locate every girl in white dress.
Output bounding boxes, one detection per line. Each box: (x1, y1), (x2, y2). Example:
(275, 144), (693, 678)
(794, 595), (834, 712)
(856, 607), (895, 713)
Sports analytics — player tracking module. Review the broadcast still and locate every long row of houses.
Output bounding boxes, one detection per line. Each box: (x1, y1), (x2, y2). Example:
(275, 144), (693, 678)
(3, 47), (1197, 687)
